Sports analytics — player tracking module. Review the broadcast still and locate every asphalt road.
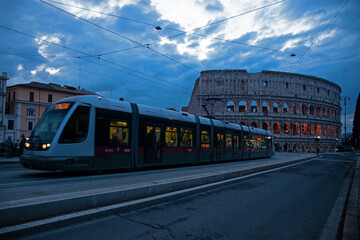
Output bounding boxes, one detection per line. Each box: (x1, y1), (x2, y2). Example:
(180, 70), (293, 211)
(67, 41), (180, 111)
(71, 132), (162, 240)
(12, 153), (355, 240)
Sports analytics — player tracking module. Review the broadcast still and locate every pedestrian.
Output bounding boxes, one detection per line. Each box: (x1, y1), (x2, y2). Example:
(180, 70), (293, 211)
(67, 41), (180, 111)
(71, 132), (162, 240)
(20, 134), (26, 155)
(5, 136), (13, 158)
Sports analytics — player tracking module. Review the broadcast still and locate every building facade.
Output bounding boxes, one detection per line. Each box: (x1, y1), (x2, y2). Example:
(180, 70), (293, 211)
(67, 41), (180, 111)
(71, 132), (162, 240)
(185, 70), (342, 153)
(0, 72), (9, 143)
(4, 81), (96, 144)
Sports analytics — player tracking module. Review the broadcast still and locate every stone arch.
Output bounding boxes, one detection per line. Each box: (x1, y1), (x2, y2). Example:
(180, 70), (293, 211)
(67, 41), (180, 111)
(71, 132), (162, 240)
(251, 121), (258, 128)
(302, 104), (307, 115)
(226, 101), (235, 112)
(284, 143), (290, 152)
(302, 123), (308, 135)
(293, 143), (300, 152)
(323, 125), (327, 136)
(310, 124), (315, 135)
(322, 107), (326, 117)
(322, 144), (326, 153)
(273, 122), (281, 134)
(239, 100), (247, 112)
(275, 142), (281, 151)
(250, 101), (258, 113)
(316, 106), (321, 117)
(310, 105), (315, 115)
(316, 124), (321, 136)
(310, 144), (315, 153)
(293, 103), (300, 115)
(284, 122), (291, 134)
(262, 101), (269, 113)
(302, 144), (308, 153)
(273, 102), (279, 113)
(283, 103), (289, 113)
(263, 121), (270, 131)
(293, 123), (300, 135)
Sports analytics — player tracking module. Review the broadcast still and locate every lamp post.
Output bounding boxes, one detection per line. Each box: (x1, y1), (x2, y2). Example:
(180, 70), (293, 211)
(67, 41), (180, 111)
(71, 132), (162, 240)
(315, 135), (320, 155)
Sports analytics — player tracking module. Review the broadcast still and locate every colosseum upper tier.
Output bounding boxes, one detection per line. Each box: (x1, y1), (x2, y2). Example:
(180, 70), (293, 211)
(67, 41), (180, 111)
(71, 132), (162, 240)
(185, 69), (342, 153)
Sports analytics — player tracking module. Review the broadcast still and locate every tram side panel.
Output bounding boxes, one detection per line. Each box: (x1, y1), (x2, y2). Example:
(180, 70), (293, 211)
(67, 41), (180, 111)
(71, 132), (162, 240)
(93, 108), (132, 170)
(137, 115), (197, 168)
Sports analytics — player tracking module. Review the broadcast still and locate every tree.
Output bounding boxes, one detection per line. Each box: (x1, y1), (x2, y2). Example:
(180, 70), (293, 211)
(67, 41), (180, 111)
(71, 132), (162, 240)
(352, 91), (360, 148)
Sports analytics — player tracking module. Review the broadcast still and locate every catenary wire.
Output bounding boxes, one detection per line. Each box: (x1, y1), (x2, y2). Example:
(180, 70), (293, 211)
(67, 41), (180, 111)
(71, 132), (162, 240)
(44, 0), (292, 56)
(288, 0), (350, 72)
(40, 0), (200, 74)
(1, 52), (185, 96)
(0, 24), (191, 91)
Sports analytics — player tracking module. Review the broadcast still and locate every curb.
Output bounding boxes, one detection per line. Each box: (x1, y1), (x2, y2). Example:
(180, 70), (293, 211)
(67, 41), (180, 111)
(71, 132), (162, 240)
(0, 156), (316, 229)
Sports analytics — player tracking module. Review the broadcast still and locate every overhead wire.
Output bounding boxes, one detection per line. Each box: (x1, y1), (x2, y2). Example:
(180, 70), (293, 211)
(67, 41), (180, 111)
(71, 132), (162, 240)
(0, 51), (185, 95)
(44, 0), (293, 56)
(40, 0), (200, 74)
(288, 0), (350, 72)
(0, 25), (191, 91)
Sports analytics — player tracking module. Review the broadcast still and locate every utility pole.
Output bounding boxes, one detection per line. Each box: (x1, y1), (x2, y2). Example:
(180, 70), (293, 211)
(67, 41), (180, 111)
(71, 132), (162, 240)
(342, 96), (350, 145)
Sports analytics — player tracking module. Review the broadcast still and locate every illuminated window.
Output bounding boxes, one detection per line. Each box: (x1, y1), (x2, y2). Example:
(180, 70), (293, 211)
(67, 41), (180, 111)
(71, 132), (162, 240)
(284, 123), (290, 134)
(273, 122), (281, 134)
(180, 128), (193, 147)
(226, 134), (232, 147)
(201, 130), (210, 148)
(316, 125), (321, 135)
(302, 124), (308, 135)
(310, 125), (315, 135)
(109, 121), (129, 147)
(165, 127), (178, 147)
(27, 106), (36, 116)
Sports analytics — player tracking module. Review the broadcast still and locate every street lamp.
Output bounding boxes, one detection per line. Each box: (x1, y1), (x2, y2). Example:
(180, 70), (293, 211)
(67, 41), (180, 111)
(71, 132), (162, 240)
(315, 135), (321, 155)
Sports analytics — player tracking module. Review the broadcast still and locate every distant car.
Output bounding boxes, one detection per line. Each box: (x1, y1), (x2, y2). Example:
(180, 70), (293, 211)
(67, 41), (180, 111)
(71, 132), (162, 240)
(336, 146), (354, 152)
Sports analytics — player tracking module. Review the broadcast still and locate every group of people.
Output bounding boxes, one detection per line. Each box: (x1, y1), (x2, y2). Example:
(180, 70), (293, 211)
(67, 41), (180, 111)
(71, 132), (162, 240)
(3, 134), (26, 158)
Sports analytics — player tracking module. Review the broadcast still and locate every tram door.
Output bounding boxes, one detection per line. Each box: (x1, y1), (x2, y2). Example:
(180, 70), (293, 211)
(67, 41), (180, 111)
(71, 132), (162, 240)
(216, 133), (225, 160)
(144, 126), (162, 163)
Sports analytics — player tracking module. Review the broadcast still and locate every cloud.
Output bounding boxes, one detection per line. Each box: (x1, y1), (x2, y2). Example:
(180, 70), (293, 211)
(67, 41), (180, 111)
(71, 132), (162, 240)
(17, 64), (24, 71)
(48, 0), (140, 20)
(35, 33), (64, 58)
(31, 64), (61, 76)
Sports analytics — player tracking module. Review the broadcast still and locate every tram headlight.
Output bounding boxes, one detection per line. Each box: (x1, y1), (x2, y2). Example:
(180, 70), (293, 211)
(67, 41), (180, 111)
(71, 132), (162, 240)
(25, 142), (30, 148)
(41, 143), (51, 150)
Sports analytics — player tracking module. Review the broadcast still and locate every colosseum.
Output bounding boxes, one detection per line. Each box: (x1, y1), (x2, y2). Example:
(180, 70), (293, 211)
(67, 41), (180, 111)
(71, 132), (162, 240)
(184, 69), (342, 153)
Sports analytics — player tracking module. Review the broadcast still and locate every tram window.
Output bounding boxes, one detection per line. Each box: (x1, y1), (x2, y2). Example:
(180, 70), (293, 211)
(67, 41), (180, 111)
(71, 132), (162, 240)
(201, 130), (210, 148)
(243, 135), (249, 148)
(226, 134), (232, 147)
(165, 127), (178, 147)
(109, 121), (129, 147)
(233, 135), (240, 148)
(59, 106), (90, 143)
(180, 128), (193, 147)
(216, 133), (225, 146)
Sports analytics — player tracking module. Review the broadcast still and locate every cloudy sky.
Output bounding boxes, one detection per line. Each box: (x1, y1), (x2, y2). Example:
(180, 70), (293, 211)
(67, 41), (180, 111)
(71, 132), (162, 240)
(1, 0), (359, 132)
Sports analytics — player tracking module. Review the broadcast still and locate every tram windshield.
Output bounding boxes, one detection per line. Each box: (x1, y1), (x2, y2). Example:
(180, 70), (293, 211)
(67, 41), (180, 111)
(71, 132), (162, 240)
(29, 103), (74, 143)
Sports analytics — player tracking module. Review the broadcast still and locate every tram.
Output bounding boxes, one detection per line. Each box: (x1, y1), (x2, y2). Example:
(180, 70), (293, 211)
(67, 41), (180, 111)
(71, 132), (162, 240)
(20, 95), (274, 171)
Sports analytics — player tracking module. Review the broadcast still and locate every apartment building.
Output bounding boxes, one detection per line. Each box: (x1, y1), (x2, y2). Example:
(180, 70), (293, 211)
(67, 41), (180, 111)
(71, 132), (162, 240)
(4, 81), (96, 143)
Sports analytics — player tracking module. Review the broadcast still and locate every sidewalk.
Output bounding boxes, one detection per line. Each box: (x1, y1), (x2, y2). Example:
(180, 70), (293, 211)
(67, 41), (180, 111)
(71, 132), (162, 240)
(0, 156), (20, 164)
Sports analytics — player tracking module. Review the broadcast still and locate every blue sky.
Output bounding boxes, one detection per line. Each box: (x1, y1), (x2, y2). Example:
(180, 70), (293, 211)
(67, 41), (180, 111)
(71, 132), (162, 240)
(1, 0), (359, 133)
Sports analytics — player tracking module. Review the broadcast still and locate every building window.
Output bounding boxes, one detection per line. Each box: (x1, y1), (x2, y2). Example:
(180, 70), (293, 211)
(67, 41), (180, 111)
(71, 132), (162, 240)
(13, 91), (16, 101)
(7, 120), (14, 130)
(285, 82), (289, 88)
(317, 88), (320, 93)
(263, 81), (268, 87)
(239, 101), (246, 112)
(29, 92), (34, 102)
(28, 121), (34, 131)
(226, 101), (235, 112)
(27, 106), (36, 116)
(303, 85), (306, 91)
(48, 94), (53, 103)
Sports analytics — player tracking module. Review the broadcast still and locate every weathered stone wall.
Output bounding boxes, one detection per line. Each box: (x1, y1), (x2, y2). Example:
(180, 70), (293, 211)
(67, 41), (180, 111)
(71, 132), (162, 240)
(186, 69), (342, 153)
